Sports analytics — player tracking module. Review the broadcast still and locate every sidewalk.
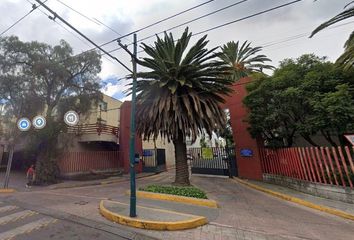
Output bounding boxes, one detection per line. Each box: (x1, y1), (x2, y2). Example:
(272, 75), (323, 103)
(240, 179), (354, 215)
(48, 172), (157, 190)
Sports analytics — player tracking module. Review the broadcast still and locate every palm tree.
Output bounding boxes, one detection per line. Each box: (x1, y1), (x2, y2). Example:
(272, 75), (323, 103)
(135, 28), (233, 185)
(219, 41), (274, 81)
(310, 5), (354, 70)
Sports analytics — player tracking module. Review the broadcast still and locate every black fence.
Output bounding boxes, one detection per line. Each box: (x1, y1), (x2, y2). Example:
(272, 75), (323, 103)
(188, 147), (237, 177)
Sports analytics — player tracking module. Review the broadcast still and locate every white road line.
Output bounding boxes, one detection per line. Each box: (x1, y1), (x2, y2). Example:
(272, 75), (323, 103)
(0, 217), (57, 240)
(0, 210), (36, 225)
(0, 206), (18, 213)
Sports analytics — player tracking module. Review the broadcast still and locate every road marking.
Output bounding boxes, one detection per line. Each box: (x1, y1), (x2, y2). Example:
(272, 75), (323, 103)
(0, 217), (57, 240)
(0, 206), (18, 213)
(0, 210), (37, 225)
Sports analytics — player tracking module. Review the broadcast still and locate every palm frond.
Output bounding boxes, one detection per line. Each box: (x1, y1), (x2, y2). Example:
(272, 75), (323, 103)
(310, 6), (354, 37)
(135, 28), (233, 142)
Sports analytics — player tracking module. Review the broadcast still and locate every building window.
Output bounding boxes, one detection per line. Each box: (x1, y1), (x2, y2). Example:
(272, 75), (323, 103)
(99, 101), (108, 112)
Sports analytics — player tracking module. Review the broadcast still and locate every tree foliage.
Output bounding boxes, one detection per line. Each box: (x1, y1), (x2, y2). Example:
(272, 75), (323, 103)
(244, 54), (354, 147)
(0, 36), (102, 183)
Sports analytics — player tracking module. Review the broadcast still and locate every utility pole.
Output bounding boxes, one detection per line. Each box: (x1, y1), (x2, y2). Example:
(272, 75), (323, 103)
(3, 146), (14, 188)
(118, 34), (138, 217)
(33, 0), (139, 217)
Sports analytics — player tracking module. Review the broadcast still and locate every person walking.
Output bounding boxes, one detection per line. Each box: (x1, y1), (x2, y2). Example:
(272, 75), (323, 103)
(26, 164), (35, 188)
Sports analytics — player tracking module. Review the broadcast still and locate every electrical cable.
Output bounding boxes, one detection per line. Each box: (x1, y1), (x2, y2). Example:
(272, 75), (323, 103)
(34, 0), (132, 73)
(138, 0), (249, 43)
(110, 0), (303, 55)
(66, 0), (216, 59)
(54, 0), (132, 44)
(0, 0), (48, 36)
(192, 0), (303, 36)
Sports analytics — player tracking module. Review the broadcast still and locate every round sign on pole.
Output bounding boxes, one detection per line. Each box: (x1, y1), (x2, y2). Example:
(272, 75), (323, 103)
(64, 111), (79, 126)
(32, 116), (46, 129)
(17, 118), (31, 131)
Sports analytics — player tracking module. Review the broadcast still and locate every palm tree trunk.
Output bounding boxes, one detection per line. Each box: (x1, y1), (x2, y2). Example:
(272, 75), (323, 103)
(173, 132), (190, 186)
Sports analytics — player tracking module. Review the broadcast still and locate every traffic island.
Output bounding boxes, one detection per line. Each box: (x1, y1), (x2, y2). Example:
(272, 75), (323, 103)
(99, 200), (208, 230)
(0, 188), (16, 193)
(128, 190), (219, 208)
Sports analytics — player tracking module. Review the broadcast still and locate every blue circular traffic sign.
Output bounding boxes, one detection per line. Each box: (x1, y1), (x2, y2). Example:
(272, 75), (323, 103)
(17, 118), (31, 131)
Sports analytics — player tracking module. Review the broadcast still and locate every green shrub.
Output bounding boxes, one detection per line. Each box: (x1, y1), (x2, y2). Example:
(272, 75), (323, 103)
(139, 184), (208, 199)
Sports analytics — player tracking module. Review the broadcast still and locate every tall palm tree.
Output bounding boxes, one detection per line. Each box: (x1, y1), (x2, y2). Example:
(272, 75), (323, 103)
(135, 28), (233, 185)
(310, 5), (354, 70)
(219, 41), (274, 81)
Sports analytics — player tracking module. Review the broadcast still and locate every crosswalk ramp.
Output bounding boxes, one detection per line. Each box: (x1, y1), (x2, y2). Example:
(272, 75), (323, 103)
(0, 202), (57, 240)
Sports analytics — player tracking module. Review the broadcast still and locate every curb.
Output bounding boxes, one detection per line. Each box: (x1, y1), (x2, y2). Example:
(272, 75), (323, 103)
(0, 188), (16, 193)
(127, 190), (219, 208)
(99, 200), (208, 231)
(233, 178), (354, 221)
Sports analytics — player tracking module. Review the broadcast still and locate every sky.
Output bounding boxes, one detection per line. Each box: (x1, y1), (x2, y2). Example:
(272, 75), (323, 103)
(1, 0), (353, 101)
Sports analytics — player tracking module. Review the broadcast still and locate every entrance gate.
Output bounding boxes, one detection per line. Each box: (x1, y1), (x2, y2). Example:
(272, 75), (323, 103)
(188, 147), (237, 177)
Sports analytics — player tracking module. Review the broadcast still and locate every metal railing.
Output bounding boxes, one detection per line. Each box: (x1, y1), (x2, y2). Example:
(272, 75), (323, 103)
(67, 123), (119, 138)
(260, 146), (354, 189)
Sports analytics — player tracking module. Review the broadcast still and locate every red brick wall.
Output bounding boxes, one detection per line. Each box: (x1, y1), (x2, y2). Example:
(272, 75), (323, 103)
(221, 77), (263, 180)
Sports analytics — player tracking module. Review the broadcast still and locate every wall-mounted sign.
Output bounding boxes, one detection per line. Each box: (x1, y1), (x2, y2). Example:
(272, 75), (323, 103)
(202, 148), (213, 159)
(143, 150), (153, 157)
(240, 148), (253, 157)
(344, 134), (354, 146)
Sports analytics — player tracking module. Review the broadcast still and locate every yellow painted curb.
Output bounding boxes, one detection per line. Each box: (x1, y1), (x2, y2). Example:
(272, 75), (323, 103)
(233, 178), (354, 221)
(99, 200), (208, 230)
(0, 188), (16, 193)
(126, 190), (219, 208)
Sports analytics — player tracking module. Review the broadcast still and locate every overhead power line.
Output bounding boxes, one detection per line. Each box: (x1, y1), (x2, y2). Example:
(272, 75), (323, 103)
(0, 0), (48, 36)
(55, 0), (100, 26)
(100, 0), (216, 46)
(112, 0), (303, 55)
(68, 0), (216, 59)
(54, 0), (132, 44)
(34, 0), (132, 73)
(108, 0), (250, 54)
(138, 0), (249, 43)
(192, 0), (303, 36)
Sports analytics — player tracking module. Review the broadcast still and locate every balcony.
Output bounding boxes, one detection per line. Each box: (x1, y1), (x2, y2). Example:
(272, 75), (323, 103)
(67, 123), (120, 144)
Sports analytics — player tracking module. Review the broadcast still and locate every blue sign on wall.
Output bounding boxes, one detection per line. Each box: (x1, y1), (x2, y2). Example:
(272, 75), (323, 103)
(143, 150), (154, 157)
(240, 148), (253, 157)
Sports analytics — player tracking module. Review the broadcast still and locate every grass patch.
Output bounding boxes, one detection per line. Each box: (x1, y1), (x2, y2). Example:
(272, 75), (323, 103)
(139, 184), (208, 199)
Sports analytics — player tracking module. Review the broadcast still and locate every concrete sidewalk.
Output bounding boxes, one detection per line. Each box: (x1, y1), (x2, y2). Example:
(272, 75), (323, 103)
(241, 179), (354, 215)
(49, 172), (157, 189)
(0, 171), (157, 191)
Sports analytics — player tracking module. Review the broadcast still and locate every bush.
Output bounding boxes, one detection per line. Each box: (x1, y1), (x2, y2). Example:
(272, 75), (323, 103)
(139, 184), (208, 199)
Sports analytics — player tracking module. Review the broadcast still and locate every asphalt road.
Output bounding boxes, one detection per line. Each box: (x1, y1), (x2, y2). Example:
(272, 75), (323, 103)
(0, 201), (137, 240)
(1, 171), (354, 240)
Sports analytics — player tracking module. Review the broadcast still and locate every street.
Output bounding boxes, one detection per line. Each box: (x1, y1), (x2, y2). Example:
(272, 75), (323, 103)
(0, 171), (354, 240)
(0, 202), (139, 240)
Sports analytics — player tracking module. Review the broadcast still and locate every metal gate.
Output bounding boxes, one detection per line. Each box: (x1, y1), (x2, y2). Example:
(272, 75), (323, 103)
(189, 147), (237, 177)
